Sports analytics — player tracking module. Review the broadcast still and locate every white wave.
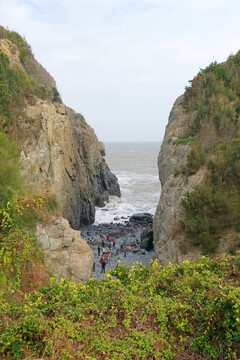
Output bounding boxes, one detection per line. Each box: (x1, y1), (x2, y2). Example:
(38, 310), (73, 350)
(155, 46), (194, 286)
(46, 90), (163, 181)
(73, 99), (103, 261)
(94, 142), (161, 225)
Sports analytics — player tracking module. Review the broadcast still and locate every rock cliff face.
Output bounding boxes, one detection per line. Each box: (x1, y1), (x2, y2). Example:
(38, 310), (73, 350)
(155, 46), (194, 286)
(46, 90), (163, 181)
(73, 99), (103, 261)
(153, 96), (205, 265)
(21, 100), (120, 228)
(0, 38), (120, 229)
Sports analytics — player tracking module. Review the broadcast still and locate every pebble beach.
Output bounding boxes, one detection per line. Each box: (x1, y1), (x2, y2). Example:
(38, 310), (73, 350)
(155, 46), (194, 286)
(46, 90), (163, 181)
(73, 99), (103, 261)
(80, 214), (156, 281)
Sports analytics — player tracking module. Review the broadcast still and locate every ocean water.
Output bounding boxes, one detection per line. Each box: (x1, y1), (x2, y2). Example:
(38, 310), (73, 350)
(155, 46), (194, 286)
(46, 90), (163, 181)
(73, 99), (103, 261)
(95, 142), (162, 224)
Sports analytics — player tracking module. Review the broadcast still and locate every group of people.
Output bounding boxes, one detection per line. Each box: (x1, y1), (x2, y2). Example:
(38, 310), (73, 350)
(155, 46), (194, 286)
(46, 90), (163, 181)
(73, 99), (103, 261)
(98, 235), (115, 273)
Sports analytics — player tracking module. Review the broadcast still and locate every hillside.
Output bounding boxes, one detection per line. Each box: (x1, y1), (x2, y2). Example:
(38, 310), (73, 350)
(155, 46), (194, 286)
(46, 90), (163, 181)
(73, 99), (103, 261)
(154, 51), (240, 264)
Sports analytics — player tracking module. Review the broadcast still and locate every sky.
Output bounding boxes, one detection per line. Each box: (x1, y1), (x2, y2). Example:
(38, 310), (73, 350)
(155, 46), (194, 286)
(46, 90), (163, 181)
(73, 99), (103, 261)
(0, 0), (240, 142)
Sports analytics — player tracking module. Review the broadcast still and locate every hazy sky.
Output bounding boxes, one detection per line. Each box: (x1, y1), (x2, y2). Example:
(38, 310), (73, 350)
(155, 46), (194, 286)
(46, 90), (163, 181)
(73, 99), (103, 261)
(0, 0), (240, 142)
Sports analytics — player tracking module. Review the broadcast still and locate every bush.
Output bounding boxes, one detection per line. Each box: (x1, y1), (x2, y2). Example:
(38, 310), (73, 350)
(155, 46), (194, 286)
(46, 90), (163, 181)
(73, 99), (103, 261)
(181, 184), (234, 252)
(183, 144), (205, 175)
(51, 86), (62, 103)
(183, 51), (240, 138)
(0, 50), (41, 132)
(0, 229), (44, 291)
(173, 135), (194, 146)
(7, 30), (32, 64)
(0, 133), (21, 207)
(0, 255), (240, 359)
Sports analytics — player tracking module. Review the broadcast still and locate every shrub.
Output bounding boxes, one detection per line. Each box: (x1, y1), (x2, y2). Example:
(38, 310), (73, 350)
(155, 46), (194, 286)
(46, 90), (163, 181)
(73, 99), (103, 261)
(51, 86), (62, 103)
(181, 183), (235, 252)
(0, 256), (240, 359)
(183, 144), (205, 175)
(173, 135), (194, 146)
(0, 229), (44, 291)
(0, 133), (21, 208)
(7, 30), (32, 64)
(0, 50), (41, 132)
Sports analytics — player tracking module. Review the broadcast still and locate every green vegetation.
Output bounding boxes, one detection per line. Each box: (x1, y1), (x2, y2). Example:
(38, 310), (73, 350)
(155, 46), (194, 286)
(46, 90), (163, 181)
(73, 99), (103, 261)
(173, 135), (194, 146)
(182, 184), (234, 253)
(0, 132), (54, 232)
(0, 133), (21, 205)
(0, 27), (61, 304)
(0, 256), (240, 359)
(51, 86), (62, 103)
(184, 55), (240, 137)
(0, 26), (62, 118)
(183, 143), (206, 176)
(179, 51), (240, 254)
(0, 26), (32, 64)
(0, 50), (43, 132)
(173, 143), (205, 177)
(0, 132), (50, 353)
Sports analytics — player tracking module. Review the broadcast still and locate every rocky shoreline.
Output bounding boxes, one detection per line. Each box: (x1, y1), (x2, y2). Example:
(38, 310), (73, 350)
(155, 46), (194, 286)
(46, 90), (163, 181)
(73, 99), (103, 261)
(80, 213), (155, 281)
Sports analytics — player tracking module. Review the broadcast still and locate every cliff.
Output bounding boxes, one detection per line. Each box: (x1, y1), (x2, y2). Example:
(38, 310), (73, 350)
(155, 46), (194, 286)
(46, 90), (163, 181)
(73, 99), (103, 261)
(154, 53), (240, 265)
(153, 96), (204, 265)
(0, 33), (120, 229)
(0, 28), (120, 283)
(21, 101), (120, 228)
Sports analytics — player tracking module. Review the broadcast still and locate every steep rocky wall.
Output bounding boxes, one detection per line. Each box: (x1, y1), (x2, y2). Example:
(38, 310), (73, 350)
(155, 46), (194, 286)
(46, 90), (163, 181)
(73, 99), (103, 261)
(0, 38), (120, 228)
(153, 96), (205, 265)
(20, 100), (120, 229)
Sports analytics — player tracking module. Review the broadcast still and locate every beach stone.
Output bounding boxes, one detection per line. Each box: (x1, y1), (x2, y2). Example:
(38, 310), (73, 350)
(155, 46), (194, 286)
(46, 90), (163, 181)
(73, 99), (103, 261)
(140, 229), (154, 251)
(129, 212), (153, 223)
(80, 216), (156, 281)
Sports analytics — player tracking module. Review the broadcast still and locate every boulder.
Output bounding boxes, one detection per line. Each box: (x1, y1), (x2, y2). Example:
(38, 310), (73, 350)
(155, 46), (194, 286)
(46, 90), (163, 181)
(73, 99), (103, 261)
(36, 217), (94, 283)
(140, 229), (154, 251)
(129, 212), (153, 223)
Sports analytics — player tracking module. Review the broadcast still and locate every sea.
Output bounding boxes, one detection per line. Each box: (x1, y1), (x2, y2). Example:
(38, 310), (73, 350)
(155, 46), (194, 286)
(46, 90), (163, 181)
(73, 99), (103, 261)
(95, 142), (162, 224)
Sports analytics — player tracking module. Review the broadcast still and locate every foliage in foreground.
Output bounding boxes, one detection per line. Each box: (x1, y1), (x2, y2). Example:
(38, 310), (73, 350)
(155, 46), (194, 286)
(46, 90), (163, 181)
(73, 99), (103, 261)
(0, 255), (240, 359)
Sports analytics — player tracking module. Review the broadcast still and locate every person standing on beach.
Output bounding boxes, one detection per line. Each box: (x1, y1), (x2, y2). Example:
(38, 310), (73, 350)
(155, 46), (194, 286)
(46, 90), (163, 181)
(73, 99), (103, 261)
(99, 258), (106, 273)
(104, 252), (109, 264)
(97, 245), (101, 256)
